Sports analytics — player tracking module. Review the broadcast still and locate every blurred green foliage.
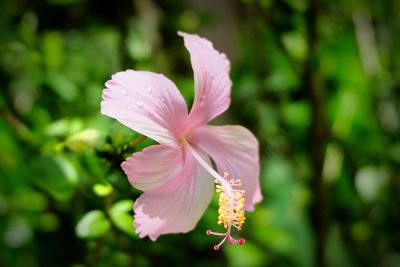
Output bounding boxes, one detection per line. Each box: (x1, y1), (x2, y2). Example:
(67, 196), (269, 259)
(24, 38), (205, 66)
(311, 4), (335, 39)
(1, 0), (399, 267)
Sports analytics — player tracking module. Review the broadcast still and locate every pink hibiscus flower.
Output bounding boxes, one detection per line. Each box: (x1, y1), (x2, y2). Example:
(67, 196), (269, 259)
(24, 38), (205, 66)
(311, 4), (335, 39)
(101, 32), (262, 250)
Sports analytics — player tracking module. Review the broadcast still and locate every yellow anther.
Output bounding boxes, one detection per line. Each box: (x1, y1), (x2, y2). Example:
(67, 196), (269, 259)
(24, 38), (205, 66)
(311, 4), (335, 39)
(206, 172), (247, 249)
(214, 175), (246, 231)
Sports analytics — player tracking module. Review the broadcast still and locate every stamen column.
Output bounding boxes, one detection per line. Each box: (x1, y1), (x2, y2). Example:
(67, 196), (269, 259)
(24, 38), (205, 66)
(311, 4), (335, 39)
(183, 141), (246, 250)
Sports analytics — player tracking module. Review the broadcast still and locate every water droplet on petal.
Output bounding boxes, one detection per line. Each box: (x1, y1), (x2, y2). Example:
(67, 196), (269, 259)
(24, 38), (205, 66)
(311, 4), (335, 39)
(122, 90), (128, 96)
(136, 101), (143, 108)
(160, 97), (165, 102)
(146, 87), (152, 94)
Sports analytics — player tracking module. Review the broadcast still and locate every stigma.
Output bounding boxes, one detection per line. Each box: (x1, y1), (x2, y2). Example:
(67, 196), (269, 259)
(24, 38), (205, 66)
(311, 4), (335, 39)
(207, 172), (246, 250)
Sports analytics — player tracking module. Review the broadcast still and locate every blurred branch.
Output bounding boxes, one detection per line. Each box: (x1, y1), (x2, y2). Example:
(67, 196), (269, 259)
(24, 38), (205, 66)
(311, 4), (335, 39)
(124, 134), (146, 153)
(304, 1), (329, 267)
(0, 83), (38, 144)
(0, 107), (36, 144)
(97, 135), (146, 172)
(91, 236), (106, 266)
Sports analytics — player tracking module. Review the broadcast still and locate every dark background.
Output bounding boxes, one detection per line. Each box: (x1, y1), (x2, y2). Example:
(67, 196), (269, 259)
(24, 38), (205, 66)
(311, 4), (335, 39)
(1, 0), (400, 266)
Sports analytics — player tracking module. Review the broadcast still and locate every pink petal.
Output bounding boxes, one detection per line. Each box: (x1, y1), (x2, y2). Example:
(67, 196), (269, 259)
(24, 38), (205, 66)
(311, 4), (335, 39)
(134, 146), (214, 240)
(188, 125), (262, 211)
(101, 70), (188, 144)
(178, 32), (232, 130)
(121, 144), (184, 191)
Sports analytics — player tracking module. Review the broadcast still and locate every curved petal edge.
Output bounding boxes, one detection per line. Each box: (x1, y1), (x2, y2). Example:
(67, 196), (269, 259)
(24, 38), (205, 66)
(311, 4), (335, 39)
(188, 125), (262, 210)
(178, 32), (232, 130)
(133, 146), (214, 240)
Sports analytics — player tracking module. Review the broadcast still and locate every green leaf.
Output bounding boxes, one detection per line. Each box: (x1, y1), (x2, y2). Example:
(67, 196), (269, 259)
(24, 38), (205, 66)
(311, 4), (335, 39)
(282, 101), (311, 130)
(92, 183), (113, 197)
(109, 200), (136, 237)
(44, 71), (79, 101)
(30, 156), (78, 201)
(75, 210), (110, 239)
(42, 31), (64, 70)
(64, 128), (101, 152)
(282, 31), (308, 61)
(45, 117), (84, 137)
(11, 190), (47, 212)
